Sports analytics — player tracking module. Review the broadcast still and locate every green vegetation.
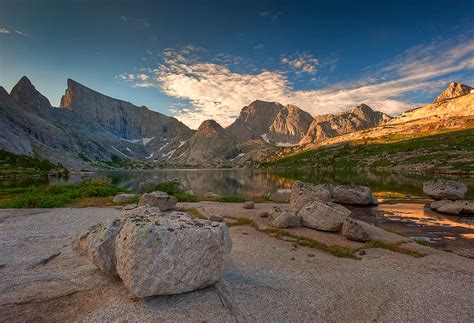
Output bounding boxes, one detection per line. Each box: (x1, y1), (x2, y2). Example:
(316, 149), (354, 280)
(145, 181), (199, 202)
(178, 207), (208, 220)
(364, 240), (425, 257)
(0, 149), (68, 177)
(0, 179), (125, 208)
(202, 195), (247, 203)
(261, 128), (474, 173)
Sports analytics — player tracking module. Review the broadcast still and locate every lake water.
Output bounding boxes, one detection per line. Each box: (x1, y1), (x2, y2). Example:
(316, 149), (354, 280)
(51, 168), (474, 200)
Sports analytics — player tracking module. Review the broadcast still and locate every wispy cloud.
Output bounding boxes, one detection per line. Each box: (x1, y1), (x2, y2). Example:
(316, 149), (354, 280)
(0, 27), (29, 37)
(281, 52), (321, 75)
(119, 37), (474, 129)
(120, 16), (150, 28)
(259, 8), (282, 22)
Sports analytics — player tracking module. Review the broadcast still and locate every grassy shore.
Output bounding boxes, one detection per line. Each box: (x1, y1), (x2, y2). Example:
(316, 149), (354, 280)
(261, 128), (474, 173)
(0, 179), (125, 208)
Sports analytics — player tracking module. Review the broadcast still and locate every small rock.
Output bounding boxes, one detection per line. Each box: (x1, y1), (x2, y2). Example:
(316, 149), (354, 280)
(271, 211), (301, 228)
(243, 201), (255, 209)
(333, 185), (374, 205)
(289, 181), (332, 213)
(259, 211), (270, 218)
(455, 200), (474, 215)
(423, 180), (468, 200)
(113, 193), (138, 204)
(281, 236), (298, 242)
(307, 253), (315, 257)
(437, 201), (465, 215)
(430, 200), (453, 210)
(210, 215), (224, 222)
(138, 191), (177, 211)
(290, 257), (295, 261)
(203, 192), (221, 198)
(358, 250), (366, 256)
(185, 190), (195, 196)
(342, 218), (371, 242)
(299, 201), (351, 232)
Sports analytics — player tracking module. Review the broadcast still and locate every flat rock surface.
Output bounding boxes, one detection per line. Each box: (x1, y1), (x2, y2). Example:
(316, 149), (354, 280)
(1, 207), (474, 321)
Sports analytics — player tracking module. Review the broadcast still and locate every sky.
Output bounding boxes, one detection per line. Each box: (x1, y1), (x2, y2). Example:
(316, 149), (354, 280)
(1, 0), (473, 129)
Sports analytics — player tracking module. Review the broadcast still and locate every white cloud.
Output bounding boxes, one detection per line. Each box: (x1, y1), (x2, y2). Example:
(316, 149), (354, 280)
(0, 28), (29, 36)
(281, 53), (321, 75)
(119, 38), (474, 129)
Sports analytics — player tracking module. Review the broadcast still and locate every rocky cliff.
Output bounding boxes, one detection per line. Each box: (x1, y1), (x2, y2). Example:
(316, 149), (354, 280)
(227, 100), (313, 145)
(299, 104), (391, 145)
(433, 81), (473, 104)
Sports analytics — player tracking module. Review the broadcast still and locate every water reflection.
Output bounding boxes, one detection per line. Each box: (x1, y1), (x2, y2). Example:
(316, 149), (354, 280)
(49, 168), (474, 200)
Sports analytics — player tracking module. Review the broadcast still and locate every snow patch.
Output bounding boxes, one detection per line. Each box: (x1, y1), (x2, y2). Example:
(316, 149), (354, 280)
(260, 133), (271, 144)
(125, 147), (132, 152)
(121, 137), (156, 145)
(162, 149), (176, 159)
(158, 142), (169, 151)
(111, 146), (130, 158)
(275, 142), (297, 147)
(145, 152), (154, 159)
(178, 141), (186, 148)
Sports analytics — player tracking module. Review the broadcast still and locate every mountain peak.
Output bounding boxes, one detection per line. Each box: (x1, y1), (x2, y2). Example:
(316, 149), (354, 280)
(10, 76), (52, 110)
(433, 81), (473, 103)
(197, 119), (225, 135)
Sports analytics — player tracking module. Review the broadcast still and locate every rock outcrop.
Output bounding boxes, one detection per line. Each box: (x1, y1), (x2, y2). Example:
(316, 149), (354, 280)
(138, 191), (177, 211)
(299, 201), (351, 232)
(289, 181), (332, 213)
(430, 200), (474, 215)
(333, 185), (375, 205)
(72, 218), (124, 275)
(115, 212), (231, 297)
(433, 81), (473, 103)
(341, 218), (371, 242)
(423, 180), (468, 200)
(299, 104), (391, 145)
(227, 100), (313, 145)
(271, 210), (301, 228)
(113, 193), (138, 204)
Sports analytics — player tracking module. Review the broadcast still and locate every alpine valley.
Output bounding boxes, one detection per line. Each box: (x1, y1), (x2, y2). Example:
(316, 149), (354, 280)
(0, 77), (473, 172)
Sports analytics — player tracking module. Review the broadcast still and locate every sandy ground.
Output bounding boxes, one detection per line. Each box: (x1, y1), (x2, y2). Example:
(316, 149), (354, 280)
(1, 205), (473, 322)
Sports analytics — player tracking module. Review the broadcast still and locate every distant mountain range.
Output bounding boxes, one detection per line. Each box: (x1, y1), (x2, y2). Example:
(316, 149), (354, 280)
(0, 77), (472, 169)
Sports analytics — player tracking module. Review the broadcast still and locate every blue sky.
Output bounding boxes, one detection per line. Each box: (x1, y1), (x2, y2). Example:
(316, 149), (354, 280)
(1, 0), (473, 128)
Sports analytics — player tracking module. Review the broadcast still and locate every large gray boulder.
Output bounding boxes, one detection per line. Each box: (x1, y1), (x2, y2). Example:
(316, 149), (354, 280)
(342, 218), (371, 242)
(138, 191), (177, 211)
(72, 218), (124, 276)
(299, 201), (351, 232)
(432, 200), (474, 215)
(115, 212), (232, 297)
(333, 185), (374, 205)
(289, 181), (332, 213)
(113, 193), (138, 204)
(271, 210), (301, 228)
(423, 180), (468, 200)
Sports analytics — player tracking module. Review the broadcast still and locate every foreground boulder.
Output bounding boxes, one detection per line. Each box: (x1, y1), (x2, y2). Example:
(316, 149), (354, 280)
(72, 218), (124, 275)
(115, 212), (232, 297)
(123, 205), (161, 218)
(113, 193), (138, 204)
(299, 201), (351, 232)
(423, 180), (468, 200)
(138, 191), (177, 211)
(271, 210), (301, 228)
(289, 181), (332, 213)
(342, 218), (371, 242)
(333, 185), (374, 205)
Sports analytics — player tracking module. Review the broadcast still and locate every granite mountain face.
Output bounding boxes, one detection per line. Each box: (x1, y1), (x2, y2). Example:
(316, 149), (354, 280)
(227, 100), (314, 145)
(0, 76), (471, 168)
(299, 104), (391, 145)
